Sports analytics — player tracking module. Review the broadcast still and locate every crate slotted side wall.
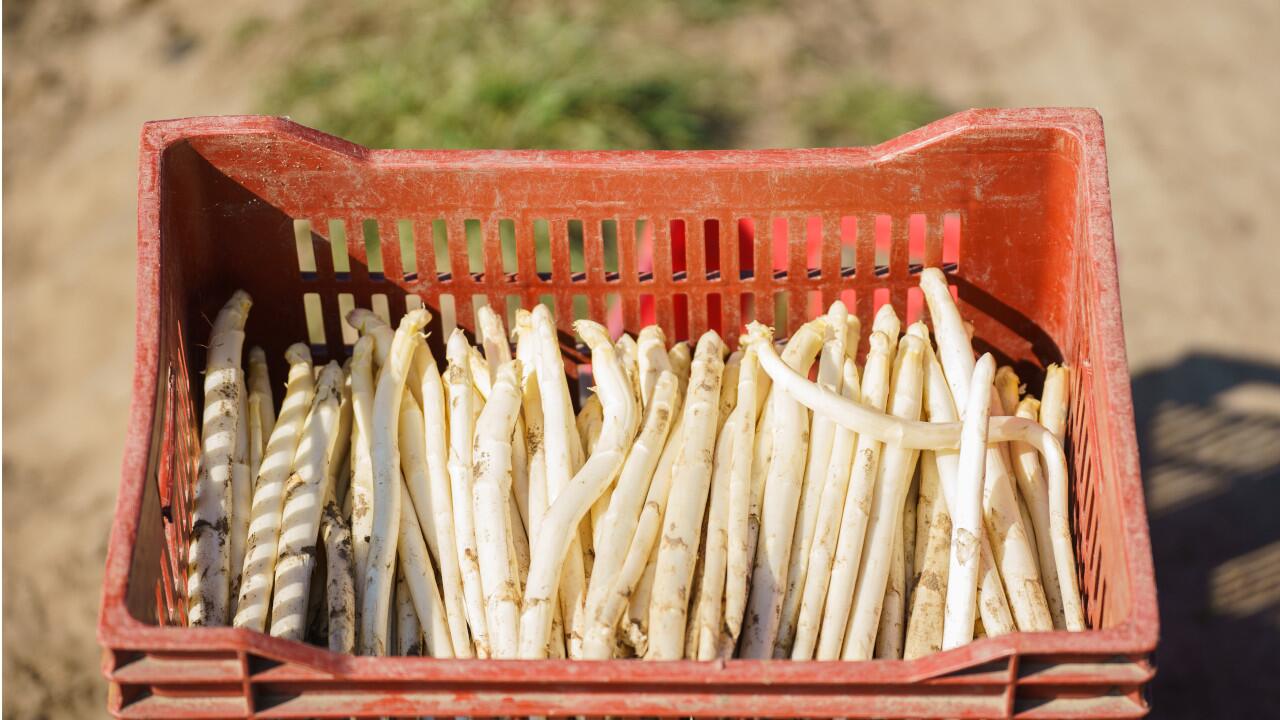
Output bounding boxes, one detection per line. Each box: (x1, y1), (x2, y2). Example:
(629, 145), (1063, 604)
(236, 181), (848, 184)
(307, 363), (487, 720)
(101, 110), (1158, 719)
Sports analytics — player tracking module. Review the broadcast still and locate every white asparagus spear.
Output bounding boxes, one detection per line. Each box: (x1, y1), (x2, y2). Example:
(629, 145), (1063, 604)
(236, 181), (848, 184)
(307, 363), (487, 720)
(248, 393), (265, 497)
(579, 394), (611, 545)
(981, 419), (1051, 632)
(528, 304), (590, 657)
(902, 465), (918, 608)
(479, 306), (531, 537)
(189, 290), (251, 627)
(637, 325), (671, 407)
(903, 451), (950, 659)
(776, 302), (848, 656)
(1041, 364), (1070, 439)
(692, 408), (737, 659)
(587, 393), (685, 658)
(233, 345), (313, 631)
(718, 351), (743, 433)
(578, 395), (604, 453)
(444, 329), (491, 658)
(397, 473), (455, 658)
(943, 354), (996, 649)
(395, 567), (423, 656)
(229, 378), (251, 616)
(919, 270), (1051, 632)
(995, 368), (1055, 623)
(328, 362), (353, 510)
(418, 349), (473, 657)
(1040, 365), (1085, 630)
(472, 359), (525, 658)
(348, 308), (393, 373)
(469, 346), (492, 401)
(320, 482), (356, 654)
(582, 372), (679, 657)
(269, 361), (342, 641)
(509, 492), (531, 590)
(790, 357), (860, 659)
(750, 333), (1072, 452)
(627, 541), (662, 656)
(842, 335), (925, 660)
(684, 517), (712, 660)
(477, 304), (511, 366)
(398, 392), (440, 562)
(616, 333), (642, 411)
(303, 364), (352, 646)
(875, 520), (908, 659)
(520, 321), (640, 658)
(724, 345), (762, 643)
(647, 331), (727, 659)
(1004, 392), (1065, 628)
(668, 341), (692, 396)
(514, 311), (546, 549)
(740, 320), (825, 658)
(812, 331), (895, 659)
(911, 326), (1016, 640)
(741, 379), (774, 629)
(358, 309), (430, 655)
(914, 453), (934, 584)
(348, 336), (376, 617)
(247, 346), (276, 447)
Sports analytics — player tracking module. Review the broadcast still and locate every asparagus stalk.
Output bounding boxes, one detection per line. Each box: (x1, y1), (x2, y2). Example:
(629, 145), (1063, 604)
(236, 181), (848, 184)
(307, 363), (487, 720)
(270, 361), (342, 641)
(724, 345), (762, 643)
(397, 472), (456, 658)
(473, 359), (525, 658)
(418, 348), (474, 657)
(943, 354), (996, 649)
(813, 330), (895, 660)
(358, 309), (430, 656)
(348, 336), (377, 619)
(444, 329), (491, 657)
(586, 390), (685, 658)
(528, 304), (590, 657)
(790, 356), (860, 659)
(646, 332), (727, 659)
(234, 344), (314, 631)
(320, 482), (356, 654)
(247, 345), (276, 448)
(841, 335), (925, 660)
(637, 325), (671, 408)
(520, 321), (640, 658)
(691, 406), (737, 659)
(777, 302), (848, 656)
(910, 326), (1016, 640)
(229, 378), (251, 615)
(189, 290), (251, 627)
(581, 372), (679, 659)
(1040, 365), (1086, 630)
(919, 270), (1051, 633)
(395, 567), (423, 656)
(740, 319), (825, 658)
(903, 451), (950, 658)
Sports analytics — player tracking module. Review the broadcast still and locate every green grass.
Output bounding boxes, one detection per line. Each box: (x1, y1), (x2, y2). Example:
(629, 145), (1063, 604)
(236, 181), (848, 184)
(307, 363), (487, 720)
(259, 0), (948, 151)
(265, 0), (745, 150)
(798, 80), (950, 147)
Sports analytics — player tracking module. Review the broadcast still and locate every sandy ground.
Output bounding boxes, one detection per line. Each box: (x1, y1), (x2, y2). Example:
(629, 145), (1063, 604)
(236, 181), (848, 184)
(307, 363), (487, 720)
(3, 1), (1278, 717)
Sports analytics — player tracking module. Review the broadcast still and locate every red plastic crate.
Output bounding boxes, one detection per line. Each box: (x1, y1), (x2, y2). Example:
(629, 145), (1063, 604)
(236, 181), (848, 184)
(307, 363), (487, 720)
(101, 108), (1158, 718)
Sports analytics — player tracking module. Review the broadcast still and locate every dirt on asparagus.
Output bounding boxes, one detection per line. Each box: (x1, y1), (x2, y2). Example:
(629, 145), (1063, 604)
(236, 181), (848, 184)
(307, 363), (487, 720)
(4, 0), (1280, 718)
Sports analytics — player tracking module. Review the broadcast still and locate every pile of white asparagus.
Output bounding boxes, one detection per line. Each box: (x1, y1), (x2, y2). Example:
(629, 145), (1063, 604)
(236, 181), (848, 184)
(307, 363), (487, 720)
(186, 267), (1085, 660)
